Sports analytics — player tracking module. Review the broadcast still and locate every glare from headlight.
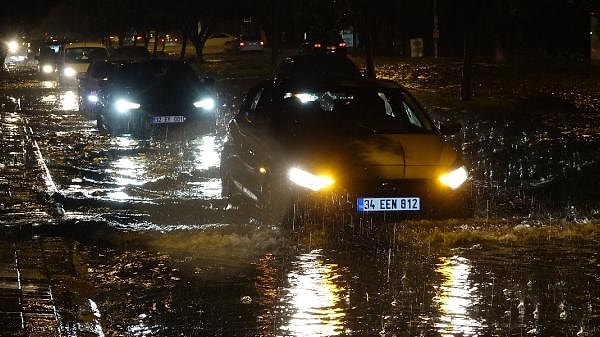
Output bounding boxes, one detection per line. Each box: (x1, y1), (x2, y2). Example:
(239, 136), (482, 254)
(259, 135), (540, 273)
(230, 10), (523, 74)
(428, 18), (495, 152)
(288, 167), (334, 191)
(63, 67), (76, 77)
(438, 166), (468, 190)
(193, 97), (215, 110)
(115, 99), (141, 113)
(87, 94), (98, 103)
(294, 93), (318, 103)
(42, 64), (54, 73)
(7, 41), (18, 53)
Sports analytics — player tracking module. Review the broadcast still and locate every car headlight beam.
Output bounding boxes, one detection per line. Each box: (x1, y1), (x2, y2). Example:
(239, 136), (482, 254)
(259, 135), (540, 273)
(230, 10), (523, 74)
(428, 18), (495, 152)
(7, 41), (18, 53)
(193, 97), (215, 110)
(63, 67), (76, 77)
(288, 167), (334, 191)
(115, 99), (141, 113)
(438, 166), (468, 190)
(294, 93), (318, 103)
(42, 64), (54, 73)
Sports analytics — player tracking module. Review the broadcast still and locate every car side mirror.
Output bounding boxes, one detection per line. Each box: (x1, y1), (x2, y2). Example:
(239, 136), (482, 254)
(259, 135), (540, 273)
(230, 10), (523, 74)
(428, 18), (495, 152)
(439, 121), (462, 135)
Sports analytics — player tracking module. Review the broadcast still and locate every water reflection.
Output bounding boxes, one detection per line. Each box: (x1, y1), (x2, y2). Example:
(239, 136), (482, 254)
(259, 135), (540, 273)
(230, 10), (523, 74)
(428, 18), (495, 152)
(279, 250), (347, 337)
(60, 90), (78, 111)
(194, 135), (220, 170)
(110, 156), (147, 186)
(41, 80), (57, 89)
(434, 256), (483, 336)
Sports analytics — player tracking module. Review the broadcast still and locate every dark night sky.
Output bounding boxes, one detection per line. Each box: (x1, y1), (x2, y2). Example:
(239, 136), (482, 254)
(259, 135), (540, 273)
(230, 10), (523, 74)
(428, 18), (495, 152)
(1, 0), (58, 34)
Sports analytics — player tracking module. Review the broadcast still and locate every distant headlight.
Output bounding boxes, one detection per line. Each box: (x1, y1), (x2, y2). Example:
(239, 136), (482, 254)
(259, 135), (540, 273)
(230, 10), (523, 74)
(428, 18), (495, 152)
(288, 167), (334, 191)
(438, 166), (468, 190)
(87, 94), (98, 103)
(63, 67), (76, 77)
(294, 93), (318, 103)
(7, 41), (18, 53)
(42, 64), (54, 73)
(115, 99), (141, 113)
(193, 97), (215, 110)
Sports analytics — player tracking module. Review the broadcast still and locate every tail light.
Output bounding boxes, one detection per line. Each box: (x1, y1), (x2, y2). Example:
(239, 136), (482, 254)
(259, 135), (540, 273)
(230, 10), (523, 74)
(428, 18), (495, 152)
(313, 43), (322, 48)
(338, 42), (347, 47)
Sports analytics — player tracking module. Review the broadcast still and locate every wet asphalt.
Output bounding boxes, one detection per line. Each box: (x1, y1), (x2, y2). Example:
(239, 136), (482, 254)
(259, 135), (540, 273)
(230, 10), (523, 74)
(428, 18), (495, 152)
(0, 62), (599, 336)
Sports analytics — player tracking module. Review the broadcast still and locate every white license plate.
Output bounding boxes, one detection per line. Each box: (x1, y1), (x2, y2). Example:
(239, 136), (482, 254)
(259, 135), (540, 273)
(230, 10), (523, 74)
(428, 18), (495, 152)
(357, 197), (420, 212)
(152, 115), (186, 124)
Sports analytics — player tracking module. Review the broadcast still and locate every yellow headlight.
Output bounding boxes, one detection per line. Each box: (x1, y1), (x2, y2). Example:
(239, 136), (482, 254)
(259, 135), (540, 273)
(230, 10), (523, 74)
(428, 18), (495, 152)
(288, 167), (334, 191)
(438, 166), (468, 190)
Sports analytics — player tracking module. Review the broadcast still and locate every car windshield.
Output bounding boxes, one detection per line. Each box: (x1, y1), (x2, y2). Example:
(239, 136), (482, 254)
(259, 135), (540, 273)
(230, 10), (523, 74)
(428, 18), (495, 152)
(110, 61), (198, 87)
(272, 87), (434, 137)
(65, 47), (108, 63)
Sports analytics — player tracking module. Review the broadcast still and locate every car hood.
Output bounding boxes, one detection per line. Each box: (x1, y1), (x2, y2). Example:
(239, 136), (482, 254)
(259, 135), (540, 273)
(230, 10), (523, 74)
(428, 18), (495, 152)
(107, 82), (209, 112)
(282, 133), (460, 180)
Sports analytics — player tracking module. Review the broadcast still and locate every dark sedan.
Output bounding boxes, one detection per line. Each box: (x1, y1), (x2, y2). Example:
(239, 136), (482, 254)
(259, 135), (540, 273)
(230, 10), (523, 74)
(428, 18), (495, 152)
(94, 60), (216, 137)
(220, 78), (473, 223)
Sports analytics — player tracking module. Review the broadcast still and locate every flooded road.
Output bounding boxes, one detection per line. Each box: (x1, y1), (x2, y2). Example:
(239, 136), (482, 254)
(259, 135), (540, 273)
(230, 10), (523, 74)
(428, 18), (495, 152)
(1, 68), (599, 336)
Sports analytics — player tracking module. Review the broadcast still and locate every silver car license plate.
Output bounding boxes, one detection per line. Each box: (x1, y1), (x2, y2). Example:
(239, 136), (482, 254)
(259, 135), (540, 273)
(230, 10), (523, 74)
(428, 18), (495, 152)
(152, 116), (186, 124)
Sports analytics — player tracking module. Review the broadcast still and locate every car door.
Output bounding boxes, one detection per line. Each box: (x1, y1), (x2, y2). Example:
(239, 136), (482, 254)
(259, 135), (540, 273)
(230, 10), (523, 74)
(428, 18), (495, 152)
(223, 82), (273, 199)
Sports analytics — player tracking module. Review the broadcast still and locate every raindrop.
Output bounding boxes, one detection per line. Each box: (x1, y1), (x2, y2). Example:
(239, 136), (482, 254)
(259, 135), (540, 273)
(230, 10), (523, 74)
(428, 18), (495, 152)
(240, 295), (252, 304)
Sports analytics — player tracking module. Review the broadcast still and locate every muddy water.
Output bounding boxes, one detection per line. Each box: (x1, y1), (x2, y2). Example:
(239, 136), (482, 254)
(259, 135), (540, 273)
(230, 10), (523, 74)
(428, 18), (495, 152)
(70, 229), (600, 337)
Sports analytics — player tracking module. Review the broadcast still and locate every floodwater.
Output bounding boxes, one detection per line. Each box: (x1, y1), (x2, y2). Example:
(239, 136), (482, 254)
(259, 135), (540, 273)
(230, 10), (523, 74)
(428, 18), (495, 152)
(0, 67), (599, 336)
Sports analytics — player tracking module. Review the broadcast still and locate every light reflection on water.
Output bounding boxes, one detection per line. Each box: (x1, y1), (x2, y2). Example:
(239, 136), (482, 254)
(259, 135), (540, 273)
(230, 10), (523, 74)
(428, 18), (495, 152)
(279, 250), (347, 337)
(109, 156), (148, 186)
(60, 90), (79, 111)
(194, 134), (220, 170)
(434, 256), (483, 336)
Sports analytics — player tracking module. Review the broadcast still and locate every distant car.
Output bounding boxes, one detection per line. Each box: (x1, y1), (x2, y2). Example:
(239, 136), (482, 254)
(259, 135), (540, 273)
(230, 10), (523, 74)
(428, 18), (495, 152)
(274, 55), (362, 83)
(204, 33), (238, 54)
(60, 42), (108, 84)
(3, 39), (30, 71)
(95, 60), (216, 137)
(37, 43), (61, 78)
(299, 33), (347, 56)
(110, 46), (151, 61)
(236, 35), (264, 52)
(220, 77), (472, 223)
(78, 60), (117, 116)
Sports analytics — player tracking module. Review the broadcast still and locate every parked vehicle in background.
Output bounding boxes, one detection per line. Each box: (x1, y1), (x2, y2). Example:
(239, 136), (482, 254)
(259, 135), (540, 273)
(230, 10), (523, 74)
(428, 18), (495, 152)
(236, 35), (264, 52)
(95, 60), (217, 138)
(299, 32), (347, 56)
(204, 33), (237, 54)
(109, 46), (151, 61)
(60, 42), (108, 84)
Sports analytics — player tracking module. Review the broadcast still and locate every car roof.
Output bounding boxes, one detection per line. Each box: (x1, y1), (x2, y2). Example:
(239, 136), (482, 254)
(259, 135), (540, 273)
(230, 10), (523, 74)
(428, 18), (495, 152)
(272, 77), (404, 93)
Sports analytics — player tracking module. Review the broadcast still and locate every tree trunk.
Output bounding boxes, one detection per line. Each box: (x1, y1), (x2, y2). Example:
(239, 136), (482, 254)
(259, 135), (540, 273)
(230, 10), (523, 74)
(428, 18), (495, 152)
(118, 32), (125, 47)
(461, 0), (475, 101)
(363, 5), (376, 78)
(152, 31), (159, 56)
(461, 32), (473, 101)
(180, 27), (189, 60)
(270, 2), (281, 70)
